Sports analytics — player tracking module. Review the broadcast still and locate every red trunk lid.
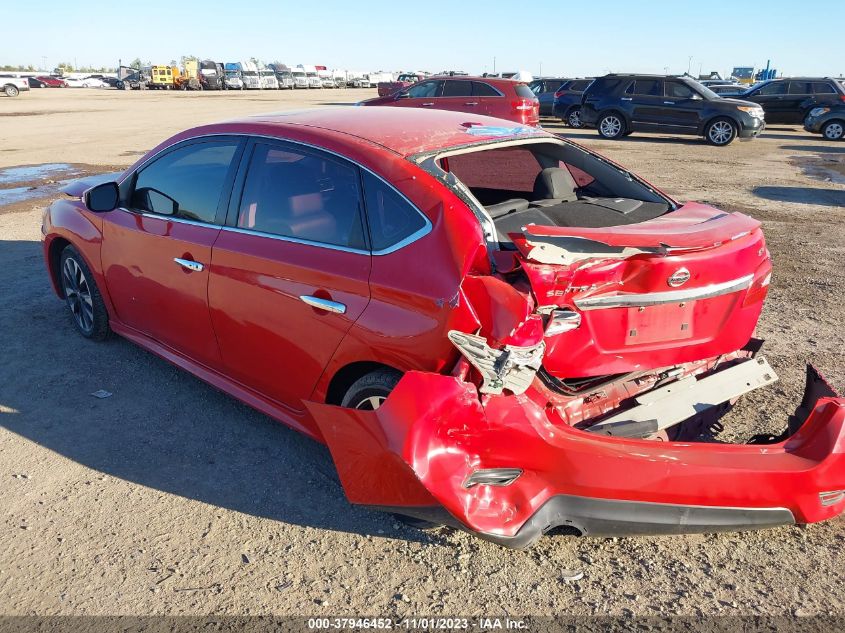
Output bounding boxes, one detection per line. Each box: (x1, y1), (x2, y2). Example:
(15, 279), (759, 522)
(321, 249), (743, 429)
(512, 204), (772, 378)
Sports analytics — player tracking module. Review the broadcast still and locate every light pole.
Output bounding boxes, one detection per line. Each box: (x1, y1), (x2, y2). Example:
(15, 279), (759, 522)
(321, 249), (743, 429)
(687, 56), (693, 75)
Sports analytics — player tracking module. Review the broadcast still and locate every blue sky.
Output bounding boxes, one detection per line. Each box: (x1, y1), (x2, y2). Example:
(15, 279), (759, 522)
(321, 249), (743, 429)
(4, 0), (844, 76)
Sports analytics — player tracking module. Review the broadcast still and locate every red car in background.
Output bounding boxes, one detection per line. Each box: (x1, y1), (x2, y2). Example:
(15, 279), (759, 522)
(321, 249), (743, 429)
(361, 76), (540, 126)
(36, 76), (68, 87)
(377, 72), (426, 97)
(43, 108), (845, 548)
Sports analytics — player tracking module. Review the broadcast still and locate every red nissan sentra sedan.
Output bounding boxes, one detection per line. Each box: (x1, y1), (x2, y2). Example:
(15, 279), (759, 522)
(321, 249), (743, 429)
(360, 76), (540, 126)
(43, 108), (845, 548)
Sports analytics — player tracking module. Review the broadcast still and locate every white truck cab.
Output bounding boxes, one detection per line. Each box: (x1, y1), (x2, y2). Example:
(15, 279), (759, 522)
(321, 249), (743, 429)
(259, 67), (279, 89)
(241, 61), (261, 89)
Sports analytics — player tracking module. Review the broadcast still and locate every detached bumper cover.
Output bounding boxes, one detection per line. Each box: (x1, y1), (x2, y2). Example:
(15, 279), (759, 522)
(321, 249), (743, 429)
(306, 367), (845, 548)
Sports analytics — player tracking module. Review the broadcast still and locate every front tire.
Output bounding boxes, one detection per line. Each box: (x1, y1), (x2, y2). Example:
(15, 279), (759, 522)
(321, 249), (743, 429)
(597, 112), (626, 139)
(341, 368), (402, 410)
(821, 120), (844, 141)
(60, 246), (110, 340)
(705, 117), (738, 146)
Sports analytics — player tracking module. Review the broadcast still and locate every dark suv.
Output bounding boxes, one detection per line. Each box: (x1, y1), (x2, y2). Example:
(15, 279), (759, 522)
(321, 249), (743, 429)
(528, 77), (568, 116)
(552, 78), (593, 127)
(734, 78), (845, 124)
(580, 74), (765, 146)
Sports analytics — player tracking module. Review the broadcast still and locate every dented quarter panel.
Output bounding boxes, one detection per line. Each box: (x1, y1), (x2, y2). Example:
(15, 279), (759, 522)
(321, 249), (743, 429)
(311, 155), (491, 402)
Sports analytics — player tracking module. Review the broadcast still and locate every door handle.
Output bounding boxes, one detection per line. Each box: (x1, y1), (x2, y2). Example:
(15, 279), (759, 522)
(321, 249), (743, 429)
(663, 101), (675, 105)
(299, 295), (346, 314)
(464, 101), (478, 106)
(621, 97), (632, 101)
(174, 257), (204, 272)
(421, 102), (434, 106)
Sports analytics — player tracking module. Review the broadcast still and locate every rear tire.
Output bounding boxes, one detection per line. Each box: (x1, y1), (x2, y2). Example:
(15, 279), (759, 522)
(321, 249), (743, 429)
(597, 112), (626, 139)
(341, 368), (402, 410)
(566, 107), (583, 128)
(4, 84), (20, 97)
(705, 117), (738, 146)
(821, 120), (845, 141)
(59, 245), (110, 340)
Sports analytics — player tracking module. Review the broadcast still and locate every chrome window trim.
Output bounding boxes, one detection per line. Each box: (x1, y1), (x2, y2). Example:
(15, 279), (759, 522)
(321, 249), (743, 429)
(574, 274), (754, 311)
(221, 225), (370, 255)
(120, 132), (432, 256)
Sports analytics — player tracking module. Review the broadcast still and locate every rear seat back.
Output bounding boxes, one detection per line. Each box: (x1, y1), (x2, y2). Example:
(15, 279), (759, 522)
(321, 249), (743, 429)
(531, 167), (579, 205)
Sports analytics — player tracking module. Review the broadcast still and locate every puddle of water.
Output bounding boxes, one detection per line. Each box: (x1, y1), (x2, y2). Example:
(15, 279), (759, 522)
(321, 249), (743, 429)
(0, 163), (78, 185)
(0, 178), (75, 207)
(0, 186), (35, 205)
(791, 155), (845, 186)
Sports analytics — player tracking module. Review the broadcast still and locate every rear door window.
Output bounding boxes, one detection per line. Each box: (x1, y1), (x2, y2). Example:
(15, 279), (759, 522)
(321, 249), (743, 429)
(665, 81), (697, 99)
(361, 171), (428, 252)
(235, 143), (366, 250)
(130, 141), (239, 223)
(441, 80), (474, 97)
(788, 81), (812, 95)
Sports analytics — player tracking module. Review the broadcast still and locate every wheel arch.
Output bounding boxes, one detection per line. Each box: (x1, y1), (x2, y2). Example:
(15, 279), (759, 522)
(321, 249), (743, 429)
(324, 360), (404, 406)
(598, 108), (631, 127)
(699, 113), (741, 136)
(47, 236), (72, 298)
(822, 118), (845, 137)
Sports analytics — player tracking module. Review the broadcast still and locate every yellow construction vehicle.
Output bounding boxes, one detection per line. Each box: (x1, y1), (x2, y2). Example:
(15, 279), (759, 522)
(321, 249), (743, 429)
(174, 59), (202, 91)
(149, 65), (179, 90)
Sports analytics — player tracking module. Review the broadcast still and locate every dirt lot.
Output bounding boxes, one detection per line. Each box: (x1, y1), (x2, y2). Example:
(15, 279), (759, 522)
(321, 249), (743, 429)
(1, 89), (844, 617)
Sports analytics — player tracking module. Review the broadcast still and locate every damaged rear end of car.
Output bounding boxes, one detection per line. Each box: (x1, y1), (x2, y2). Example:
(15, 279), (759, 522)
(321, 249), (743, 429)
(306, 130), (845, 548)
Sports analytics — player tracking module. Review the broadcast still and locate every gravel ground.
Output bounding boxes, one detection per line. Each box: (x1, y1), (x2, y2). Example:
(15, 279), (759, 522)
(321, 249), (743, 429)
(0, 90), (843, 617)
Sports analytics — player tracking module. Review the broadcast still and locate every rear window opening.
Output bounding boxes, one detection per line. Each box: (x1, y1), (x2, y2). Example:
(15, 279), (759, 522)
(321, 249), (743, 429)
(437, 140), (673, 245)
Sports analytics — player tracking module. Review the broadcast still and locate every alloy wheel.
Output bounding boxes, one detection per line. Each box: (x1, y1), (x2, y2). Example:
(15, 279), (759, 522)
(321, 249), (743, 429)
(568, 109), (582, 128)
(823, 122), (844, 140)
(354, 395), (386, 410)
(600, 115), (622, 137)
(708, 120), (734, 145)
(62, 257), (94, 333)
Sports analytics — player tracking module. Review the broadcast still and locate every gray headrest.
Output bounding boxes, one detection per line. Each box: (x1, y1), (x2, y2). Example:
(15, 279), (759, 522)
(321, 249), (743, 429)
(532, 167), (578, 201)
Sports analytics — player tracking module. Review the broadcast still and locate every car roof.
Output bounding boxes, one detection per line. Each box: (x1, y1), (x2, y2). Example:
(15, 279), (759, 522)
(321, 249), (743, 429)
(429, 75), (525, 86)
(224, 107), (552, 157)
(763, 76), (836, 81)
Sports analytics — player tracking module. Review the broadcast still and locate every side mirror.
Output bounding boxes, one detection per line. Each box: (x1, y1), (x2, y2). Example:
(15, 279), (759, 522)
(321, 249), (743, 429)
(84, 182), (119, 212)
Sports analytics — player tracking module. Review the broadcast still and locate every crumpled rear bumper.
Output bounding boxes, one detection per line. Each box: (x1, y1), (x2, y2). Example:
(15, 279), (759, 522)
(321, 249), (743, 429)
(305, 367), (845, 548)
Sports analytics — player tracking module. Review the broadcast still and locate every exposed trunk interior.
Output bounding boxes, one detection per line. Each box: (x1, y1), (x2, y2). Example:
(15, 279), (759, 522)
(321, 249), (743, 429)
(439, 140), (673, 244)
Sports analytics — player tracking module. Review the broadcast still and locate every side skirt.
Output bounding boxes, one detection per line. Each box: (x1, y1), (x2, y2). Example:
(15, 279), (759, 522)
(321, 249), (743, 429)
(109, 321), (320, 441)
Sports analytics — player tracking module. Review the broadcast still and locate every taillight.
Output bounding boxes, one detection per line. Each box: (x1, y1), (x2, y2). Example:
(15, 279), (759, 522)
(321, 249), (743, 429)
(512, 98), (535, 111)
(840, 95), (845, 103)
(554, 88), (567, 98)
